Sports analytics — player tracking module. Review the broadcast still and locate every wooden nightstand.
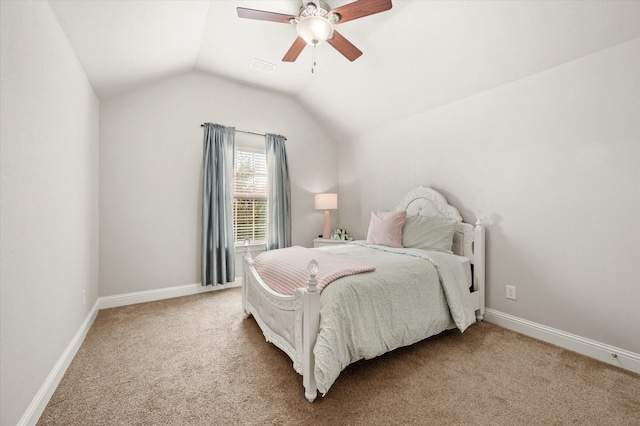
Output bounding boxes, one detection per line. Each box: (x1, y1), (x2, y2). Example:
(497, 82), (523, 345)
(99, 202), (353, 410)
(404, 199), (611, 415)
(313, 238), (353, 248)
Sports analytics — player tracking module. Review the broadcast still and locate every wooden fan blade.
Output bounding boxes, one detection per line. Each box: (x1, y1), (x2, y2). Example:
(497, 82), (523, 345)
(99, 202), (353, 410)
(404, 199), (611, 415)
(327, 30), (362, 62)
(283, 37), (307, 62)
(330, 0), (392, 24)
(237, 7), (295, 24)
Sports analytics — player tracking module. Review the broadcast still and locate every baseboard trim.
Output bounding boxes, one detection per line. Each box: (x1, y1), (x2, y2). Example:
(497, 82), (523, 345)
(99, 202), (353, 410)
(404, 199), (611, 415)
(18, 300), (100, 426)
(484, 308), (640, 375)
(98, 280), (242, 309)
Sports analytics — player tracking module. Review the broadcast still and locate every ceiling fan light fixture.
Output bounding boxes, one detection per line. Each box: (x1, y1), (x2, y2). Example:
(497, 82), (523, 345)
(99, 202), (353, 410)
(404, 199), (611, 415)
(296, 15), (334, 45)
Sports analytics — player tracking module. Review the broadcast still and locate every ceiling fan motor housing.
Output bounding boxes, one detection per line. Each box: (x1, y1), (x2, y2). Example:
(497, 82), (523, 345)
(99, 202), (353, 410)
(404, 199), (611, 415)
(298, 1), (339, 22)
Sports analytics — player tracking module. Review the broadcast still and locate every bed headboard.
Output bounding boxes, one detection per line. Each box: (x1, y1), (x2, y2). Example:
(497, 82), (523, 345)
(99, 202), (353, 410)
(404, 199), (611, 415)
(394, 186), (476, 263)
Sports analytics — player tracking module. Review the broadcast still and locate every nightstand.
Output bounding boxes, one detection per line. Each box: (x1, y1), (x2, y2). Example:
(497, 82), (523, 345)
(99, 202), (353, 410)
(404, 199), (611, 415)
(313, 238), (353, 248)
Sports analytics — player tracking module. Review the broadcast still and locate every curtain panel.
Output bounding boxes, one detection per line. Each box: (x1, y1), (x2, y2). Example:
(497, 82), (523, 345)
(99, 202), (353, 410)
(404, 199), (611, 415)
(265, 133), (291, 250)
(201, 123), (235, 285)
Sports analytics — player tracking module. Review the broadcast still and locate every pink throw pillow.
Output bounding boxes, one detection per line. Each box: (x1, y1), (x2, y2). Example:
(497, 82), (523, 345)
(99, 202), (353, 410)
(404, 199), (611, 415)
(366, 211), (407, 248)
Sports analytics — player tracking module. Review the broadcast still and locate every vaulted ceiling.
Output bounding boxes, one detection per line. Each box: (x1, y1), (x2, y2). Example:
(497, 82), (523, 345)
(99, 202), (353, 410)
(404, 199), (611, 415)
(48, 0), (640, 140)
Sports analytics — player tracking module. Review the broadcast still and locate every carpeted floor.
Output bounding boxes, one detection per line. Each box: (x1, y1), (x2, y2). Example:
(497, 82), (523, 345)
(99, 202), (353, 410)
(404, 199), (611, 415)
(38, 287), (639, 425)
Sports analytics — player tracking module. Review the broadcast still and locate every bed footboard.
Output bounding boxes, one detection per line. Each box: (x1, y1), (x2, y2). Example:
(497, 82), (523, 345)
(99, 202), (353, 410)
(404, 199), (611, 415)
(242, 245), (320, 402)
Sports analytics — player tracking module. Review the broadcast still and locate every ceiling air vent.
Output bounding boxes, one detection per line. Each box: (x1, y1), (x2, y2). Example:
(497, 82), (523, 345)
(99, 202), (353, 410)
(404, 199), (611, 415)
(249, 59), (276, 74)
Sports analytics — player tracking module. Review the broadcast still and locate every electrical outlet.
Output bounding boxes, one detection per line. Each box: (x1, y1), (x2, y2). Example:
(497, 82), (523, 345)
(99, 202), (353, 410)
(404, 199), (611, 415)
(506, 285), (516, 300)
(82, 289), (86, 307)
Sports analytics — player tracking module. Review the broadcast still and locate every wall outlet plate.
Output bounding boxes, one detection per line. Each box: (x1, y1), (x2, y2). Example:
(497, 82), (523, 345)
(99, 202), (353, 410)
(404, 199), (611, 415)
(506, 285), (516, 300)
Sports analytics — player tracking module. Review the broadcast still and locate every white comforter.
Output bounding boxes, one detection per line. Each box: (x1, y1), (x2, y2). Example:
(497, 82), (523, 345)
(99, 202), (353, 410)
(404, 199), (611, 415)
(311, 242), (476, 395)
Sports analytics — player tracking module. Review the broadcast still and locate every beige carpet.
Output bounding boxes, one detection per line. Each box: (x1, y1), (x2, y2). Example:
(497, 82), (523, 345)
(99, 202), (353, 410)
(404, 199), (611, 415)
(38, 287), (639, 425)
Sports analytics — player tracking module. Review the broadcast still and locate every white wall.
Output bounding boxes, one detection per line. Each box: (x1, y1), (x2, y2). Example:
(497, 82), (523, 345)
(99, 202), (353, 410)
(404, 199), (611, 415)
(338, 39), (640, 355)
(0, 2), (100, 425)
(99, 71), (338, 297)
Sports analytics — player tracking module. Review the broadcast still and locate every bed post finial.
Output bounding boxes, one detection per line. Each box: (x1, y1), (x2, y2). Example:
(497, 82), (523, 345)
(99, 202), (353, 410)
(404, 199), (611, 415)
(307, 260), (319, 293)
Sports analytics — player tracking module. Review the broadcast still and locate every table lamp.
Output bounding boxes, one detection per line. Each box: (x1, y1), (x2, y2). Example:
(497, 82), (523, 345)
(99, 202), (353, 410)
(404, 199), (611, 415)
(315, 193), (338, 239)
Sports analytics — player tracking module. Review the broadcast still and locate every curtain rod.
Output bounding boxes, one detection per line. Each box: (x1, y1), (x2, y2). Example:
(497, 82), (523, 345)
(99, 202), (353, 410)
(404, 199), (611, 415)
(200, 124), (286, 140)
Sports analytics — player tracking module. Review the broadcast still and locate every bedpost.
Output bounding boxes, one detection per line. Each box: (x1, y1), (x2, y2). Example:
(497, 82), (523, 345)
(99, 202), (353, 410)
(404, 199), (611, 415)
(474, 218), (486, 320)
(242, 239), (252, 318)
(302, 260), (320, 402)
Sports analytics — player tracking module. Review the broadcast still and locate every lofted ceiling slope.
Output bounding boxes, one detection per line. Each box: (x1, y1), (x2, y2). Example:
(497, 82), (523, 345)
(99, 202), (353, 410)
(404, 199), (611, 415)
(48, 0), (640, 141)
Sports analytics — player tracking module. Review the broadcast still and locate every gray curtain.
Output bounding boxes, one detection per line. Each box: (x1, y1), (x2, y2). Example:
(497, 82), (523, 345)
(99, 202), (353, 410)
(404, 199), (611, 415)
(265, 133), (291, 250)
(201, 123), (235, 285)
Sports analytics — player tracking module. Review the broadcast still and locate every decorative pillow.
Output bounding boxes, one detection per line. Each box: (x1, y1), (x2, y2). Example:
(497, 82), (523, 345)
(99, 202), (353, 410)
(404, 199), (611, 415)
(401, 215), (457, 253)
(365, 211), (407, 248)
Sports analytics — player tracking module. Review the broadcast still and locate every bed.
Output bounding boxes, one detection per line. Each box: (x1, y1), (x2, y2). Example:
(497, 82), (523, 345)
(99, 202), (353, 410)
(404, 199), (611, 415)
(241, 186), (485, 402)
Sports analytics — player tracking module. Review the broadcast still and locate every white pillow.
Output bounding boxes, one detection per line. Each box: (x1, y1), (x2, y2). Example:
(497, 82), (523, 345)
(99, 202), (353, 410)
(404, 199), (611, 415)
(402, 215), (457, 253)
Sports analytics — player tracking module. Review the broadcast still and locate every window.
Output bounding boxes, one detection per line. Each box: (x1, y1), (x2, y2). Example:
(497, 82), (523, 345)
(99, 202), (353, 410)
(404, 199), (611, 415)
(234, 149), (267, 244)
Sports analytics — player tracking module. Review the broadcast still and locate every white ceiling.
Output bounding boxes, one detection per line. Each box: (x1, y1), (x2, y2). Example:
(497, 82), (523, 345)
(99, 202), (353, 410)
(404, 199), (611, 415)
(48, 0), (640, 140)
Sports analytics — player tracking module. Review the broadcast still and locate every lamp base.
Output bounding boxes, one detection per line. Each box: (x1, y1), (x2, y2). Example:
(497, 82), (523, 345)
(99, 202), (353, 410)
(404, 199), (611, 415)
(322, 210), (331, 239)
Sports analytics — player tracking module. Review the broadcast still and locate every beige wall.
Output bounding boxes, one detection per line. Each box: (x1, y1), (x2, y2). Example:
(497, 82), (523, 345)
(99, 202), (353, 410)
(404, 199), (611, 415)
(338, 39), (640, 354)
(0, 2), (100, 425)
(99, 71), (338, 297)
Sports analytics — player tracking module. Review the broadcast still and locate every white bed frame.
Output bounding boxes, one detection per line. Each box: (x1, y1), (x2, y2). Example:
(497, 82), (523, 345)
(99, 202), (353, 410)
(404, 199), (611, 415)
(242, 186), (485, 402)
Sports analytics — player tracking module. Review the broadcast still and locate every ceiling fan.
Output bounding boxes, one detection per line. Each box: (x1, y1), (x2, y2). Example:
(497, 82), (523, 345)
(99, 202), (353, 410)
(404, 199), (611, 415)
(237, 0), (393, 63)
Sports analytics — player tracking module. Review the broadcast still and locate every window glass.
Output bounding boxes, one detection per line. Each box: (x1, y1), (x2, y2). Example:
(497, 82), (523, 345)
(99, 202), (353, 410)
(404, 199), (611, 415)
(234, 148), (267, 244)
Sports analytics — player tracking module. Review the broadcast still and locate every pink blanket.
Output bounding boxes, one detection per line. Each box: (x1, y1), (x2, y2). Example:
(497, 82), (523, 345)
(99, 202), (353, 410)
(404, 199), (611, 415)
(253, 246), (375, 296)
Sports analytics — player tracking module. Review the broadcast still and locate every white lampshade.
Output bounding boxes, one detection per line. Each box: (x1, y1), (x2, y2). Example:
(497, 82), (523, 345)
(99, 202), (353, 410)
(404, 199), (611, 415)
(315, 193), (338, 210)
(296, 15), (334, 45)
